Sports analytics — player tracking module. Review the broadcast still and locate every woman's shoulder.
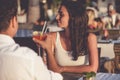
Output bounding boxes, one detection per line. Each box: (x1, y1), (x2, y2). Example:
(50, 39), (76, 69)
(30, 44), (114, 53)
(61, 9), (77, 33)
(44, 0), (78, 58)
(87, 33), (97, 41)
(87, 33), (97, 48)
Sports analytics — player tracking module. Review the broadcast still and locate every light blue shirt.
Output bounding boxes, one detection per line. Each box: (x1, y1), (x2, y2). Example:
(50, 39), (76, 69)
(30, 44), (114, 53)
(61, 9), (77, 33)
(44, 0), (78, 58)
(0, 34), (63, 80)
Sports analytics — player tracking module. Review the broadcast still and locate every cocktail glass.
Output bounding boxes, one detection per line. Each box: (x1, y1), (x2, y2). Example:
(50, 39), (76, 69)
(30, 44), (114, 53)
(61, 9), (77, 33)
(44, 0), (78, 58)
(32, 31), (47, 56)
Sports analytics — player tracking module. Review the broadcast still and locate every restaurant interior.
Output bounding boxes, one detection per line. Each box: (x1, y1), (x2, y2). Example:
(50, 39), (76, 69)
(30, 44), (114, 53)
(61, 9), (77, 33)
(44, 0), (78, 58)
(15, 0), (120, 75)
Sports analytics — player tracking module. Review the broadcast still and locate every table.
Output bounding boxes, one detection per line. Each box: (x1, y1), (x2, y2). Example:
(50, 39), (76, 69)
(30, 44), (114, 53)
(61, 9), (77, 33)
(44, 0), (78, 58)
(78, 73), (120, 80)
(97, 39), (120, 59)
(97, 43), (115, 59)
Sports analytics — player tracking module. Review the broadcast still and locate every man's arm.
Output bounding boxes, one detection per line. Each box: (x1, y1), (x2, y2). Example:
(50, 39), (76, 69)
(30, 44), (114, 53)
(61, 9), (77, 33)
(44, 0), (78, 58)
(33, 55), (63, 80)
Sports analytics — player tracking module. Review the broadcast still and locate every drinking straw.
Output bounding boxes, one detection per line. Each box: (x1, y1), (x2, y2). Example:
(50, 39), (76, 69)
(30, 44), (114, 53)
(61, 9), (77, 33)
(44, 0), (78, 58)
(44, 26), (48, 33)
(41, 21), (47, 35)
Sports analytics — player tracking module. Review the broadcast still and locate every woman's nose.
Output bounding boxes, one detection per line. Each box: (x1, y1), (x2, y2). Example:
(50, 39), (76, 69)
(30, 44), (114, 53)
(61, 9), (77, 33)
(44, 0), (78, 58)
(56, 14), (59, 20)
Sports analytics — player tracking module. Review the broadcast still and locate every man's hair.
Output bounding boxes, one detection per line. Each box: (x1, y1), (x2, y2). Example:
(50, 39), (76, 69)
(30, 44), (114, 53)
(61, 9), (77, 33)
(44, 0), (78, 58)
(107, 3), (115, 12)
(0, 0), (17, 32)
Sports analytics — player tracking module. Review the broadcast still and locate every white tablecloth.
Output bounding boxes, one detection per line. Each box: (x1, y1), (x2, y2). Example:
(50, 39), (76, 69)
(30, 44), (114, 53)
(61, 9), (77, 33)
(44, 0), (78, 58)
(78, 73), (120, 80)
(97, 43), (115, 59)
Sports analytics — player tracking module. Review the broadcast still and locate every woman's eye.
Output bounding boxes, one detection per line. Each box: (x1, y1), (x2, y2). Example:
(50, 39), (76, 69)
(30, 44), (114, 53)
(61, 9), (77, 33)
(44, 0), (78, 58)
(60, 13), (64, 18)
(58, 11), (63, 16)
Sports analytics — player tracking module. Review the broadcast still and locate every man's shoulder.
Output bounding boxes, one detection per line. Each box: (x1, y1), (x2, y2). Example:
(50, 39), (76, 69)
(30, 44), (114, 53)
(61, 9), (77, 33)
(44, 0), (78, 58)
(13, 46), (38, 59)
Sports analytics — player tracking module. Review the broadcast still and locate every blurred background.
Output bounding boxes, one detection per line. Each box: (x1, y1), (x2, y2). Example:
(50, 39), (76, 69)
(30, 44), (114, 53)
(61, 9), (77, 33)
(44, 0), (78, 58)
(15, 0), (120, 73)
(17, 0), (120, 28)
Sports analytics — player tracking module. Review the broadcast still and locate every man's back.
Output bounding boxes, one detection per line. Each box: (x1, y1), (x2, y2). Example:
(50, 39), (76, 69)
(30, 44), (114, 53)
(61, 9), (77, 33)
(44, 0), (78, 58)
(0, 34), (63, 80)
(0, 55), (35, 80)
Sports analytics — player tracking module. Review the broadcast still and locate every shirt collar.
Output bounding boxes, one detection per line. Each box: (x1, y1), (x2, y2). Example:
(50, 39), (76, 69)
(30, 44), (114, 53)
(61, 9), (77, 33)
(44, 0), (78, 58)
(0, 34), (15, 45)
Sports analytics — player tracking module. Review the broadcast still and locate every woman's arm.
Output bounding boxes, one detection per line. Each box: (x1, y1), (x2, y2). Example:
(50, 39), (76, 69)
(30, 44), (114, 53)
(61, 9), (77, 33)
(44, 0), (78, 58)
(47, 33), (98, 73)
(33, 33), (98, 73)
(59, 33), (98, 73)
(33, 33), (64, 73)
(86, 33), (98, 72)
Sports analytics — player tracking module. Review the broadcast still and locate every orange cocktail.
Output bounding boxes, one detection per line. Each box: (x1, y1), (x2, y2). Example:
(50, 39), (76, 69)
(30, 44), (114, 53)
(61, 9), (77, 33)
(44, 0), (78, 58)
(33, 31), (47, 41)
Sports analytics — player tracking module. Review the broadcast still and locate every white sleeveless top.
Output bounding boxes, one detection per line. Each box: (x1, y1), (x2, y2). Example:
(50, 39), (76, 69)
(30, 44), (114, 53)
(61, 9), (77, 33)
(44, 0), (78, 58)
(54, 32), (89, 66)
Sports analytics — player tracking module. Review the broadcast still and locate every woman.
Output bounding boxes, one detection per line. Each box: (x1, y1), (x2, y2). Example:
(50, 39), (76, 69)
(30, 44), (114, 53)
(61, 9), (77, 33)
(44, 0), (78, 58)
(33, 0), (98, 75)
(86, 8), (104, 36)
(86, 8), (98, 29)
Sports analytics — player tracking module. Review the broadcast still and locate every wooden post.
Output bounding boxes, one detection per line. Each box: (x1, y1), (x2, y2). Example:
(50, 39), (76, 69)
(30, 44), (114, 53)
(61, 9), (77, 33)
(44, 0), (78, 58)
(28, 0), (40, 23)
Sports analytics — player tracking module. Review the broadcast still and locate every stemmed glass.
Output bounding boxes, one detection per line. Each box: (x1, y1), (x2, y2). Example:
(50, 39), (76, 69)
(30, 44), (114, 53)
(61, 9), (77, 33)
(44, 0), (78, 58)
(32, 21), (47, 56)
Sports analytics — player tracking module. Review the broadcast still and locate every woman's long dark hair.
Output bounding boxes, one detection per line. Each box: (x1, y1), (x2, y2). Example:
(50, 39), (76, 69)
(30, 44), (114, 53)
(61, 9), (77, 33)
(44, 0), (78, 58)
(61, 0), (89, 60)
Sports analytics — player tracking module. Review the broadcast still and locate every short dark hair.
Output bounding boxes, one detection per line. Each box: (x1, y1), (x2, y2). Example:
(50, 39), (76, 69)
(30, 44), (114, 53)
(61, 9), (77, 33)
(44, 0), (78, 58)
(0, 0), (17, 32)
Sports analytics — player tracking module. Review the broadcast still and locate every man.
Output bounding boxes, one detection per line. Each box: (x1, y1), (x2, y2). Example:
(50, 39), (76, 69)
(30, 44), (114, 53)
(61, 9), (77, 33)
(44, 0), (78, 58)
(102, 3), (120, 29)
(0, 0), (63, 80)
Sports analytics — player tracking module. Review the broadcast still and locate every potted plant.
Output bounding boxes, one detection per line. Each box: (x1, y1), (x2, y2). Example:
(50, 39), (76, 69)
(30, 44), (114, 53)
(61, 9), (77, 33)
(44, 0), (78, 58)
(83, 71), (96, 80)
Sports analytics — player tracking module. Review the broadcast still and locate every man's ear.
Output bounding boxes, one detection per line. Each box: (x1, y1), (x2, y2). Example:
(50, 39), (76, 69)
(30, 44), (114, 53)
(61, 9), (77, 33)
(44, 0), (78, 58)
(7, 16), (18, 37)
(11, 16), (17, 28)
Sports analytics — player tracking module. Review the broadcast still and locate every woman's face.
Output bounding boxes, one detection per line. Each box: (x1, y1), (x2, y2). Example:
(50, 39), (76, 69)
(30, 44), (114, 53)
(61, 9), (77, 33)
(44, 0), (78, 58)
(56, 6), (69, 28)
(87, 10), (95, 20)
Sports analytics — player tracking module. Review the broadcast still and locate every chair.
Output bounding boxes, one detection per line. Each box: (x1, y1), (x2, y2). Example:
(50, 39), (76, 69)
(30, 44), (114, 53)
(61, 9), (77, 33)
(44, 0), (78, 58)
(97, 47), (101, 72)
(103, 43), (120, 73)
(108, 29), (120, 40)
(113, 43), (120, 71)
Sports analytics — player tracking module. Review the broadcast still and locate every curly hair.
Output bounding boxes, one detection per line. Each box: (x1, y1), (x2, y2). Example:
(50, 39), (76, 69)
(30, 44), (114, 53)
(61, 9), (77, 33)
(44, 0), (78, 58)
(61, 0), (89, 60)
(0, 0), (17, 32)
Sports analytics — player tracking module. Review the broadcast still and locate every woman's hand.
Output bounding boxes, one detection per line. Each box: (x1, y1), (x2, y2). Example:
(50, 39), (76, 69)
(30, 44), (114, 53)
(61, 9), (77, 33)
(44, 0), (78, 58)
(33, 34), (54, 53)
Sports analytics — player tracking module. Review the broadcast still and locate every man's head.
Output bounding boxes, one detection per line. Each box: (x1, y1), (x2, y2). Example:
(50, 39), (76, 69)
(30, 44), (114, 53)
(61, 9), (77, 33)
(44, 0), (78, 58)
(107, 3), (116, 16)
(0, 0), (18, 37)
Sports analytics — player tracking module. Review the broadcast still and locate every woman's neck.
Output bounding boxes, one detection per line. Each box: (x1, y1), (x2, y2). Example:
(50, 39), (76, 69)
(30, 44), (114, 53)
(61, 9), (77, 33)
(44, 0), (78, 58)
(60, 29), (70, 39)
(59, 29), (71, 51)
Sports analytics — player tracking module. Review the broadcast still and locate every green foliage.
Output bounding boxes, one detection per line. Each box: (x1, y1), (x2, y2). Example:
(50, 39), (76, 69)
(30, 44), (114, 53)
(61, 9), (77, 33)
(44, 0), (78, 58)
(53, 0), (61, 4)
(83, 71), (96, 79)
